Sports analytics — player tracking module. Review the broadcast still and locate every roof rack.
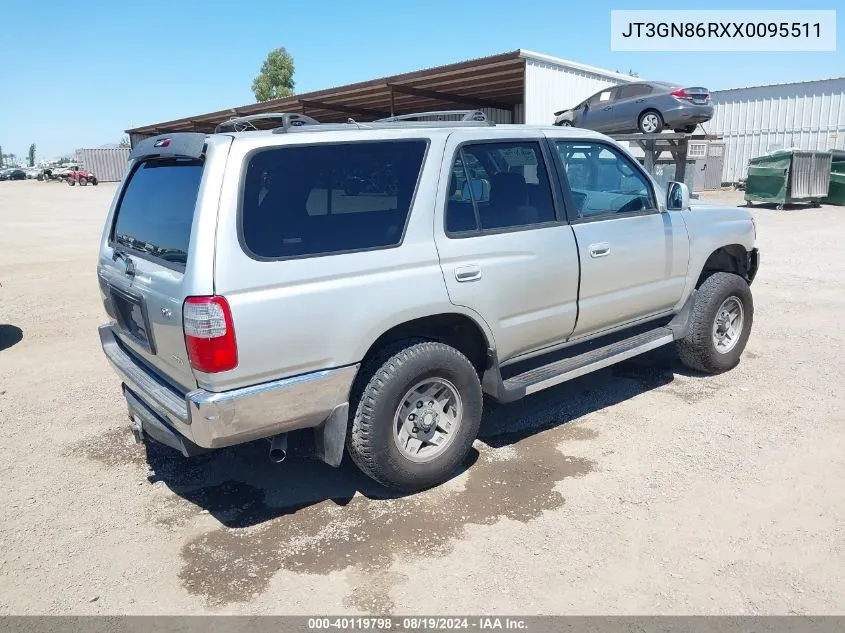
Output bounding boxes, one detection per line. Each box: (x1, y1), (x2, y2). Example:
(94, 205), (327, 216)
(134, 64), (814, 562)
(215, 112), (320, 133)
(375, 109), (493, 124)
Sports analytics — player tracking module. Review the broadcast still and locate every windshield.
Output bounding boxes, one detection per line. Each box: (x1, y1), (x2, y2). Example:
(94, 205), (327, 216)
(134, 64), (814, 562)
(111, 158), (203, 267)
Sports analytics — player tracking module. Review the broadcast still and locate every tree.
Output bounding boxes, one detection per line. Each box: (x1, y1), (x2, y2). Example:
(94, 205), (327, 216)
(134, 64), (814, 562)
(28, 144), (36, 167)
(0, 145), (3, 168)
(118, 136), (130, 148)
(252, 47), (295, 102)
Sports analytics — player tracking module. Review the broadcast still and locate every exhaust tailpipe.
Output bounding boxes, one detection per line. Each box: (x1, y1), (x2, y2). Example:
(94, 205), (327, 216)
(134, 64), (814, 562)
(269, 434), (288, 463)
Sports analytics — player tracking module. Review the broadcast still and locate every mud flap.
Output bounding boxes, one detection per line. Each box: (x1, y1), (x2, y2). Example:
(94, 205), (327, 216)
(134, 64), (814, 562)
(313, 403), (348, 467)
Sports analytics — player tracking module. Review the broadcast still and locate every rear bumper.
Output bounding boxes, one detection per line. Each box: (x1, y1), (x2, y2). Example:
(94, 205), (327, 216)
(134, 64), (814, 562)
(662, 103), (714, 127)
(99, 325), (358, 450)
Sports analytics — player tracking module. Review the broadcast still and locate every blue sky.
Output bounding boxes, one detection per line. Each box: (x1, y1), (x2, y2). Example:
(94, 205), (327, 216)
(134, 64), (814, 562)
(0, 0), (841, 159)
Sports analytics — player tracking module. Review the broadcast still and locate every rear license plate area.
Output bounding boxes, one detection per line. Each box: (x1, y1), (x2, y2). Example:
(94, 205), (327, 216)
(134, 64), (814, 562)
(109, 285), (156, 354)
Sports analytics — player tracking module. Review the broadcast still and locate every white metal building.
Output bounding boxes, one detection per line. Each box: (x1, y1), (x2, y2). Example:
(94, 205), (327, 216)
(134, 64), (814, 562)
(711, 77), (845, 183)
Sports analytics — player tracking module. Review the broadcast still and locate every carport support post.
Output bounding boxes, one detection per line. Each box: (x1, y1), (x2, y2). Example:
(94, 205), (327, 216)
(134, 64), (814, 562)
(642, 139), (655, 174)
(389, 85), (395, 117)
(669, 137), (689, 184)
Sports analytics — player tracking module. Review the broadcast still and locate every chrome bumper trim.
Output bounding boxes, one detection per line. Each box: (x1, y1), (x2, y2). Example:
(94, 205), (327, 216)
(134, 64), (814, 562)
(99, 325), (359, 449)
(99, 325), (189, 423)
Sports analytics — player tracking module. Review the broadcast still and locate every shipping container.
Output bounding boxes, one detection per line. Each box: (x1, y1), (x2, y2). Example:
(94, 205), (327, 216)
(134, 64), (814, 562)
(75, 148), (131, 182)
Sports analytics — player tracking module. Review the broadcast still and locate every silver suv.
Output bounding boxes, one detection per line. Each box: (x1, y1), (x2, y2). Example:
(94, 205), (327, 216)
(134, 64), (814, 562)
(98, 111), (759, 492)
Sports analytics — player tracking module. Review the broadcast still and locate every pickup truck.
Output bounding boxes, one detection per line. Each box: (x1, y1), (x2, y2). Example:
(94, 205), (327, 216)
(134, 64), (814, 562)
(97, 112), (758, 492)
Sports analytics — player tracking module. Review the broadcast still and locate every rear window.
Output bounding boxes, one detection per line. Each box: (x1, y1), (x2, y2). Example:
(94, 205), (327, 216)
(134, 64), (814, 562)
(112, 159), (203, 267)
(240, 140), (427, 259)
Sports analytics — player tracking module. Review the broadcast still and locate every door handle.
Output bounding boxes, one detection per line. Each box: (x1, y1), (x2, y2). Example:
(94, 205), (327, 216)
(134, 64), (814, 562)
(455, 266), (482, 282)
(602, 106), (612, 111)
(635, 99), (645, 103)
(589, 242), (611, 258)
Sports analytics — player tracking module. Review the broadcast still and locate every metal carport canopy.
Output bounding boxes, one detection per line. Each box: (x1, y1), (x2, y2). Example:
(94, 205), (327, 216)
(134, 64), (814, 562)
(126, 50), (529, 140)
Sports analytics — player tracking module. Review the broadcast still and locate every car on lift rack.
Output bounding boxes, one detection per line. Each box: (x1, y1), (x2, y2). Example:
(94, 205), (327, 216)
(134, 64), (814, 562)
(554, 82), (714, 134)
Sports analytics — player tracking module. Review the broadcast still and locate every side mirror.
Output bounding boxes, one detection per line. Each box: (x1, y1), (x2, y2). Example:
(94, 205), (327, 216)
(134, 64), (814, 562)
(461, 178), (489, 202)
(666, 181), (690, 210)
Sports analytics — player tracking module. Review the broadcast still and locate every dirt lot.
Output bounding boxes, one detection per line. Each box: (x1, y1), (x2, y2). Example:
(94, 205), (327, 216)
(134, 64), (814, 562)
(1, 180), (843, 615)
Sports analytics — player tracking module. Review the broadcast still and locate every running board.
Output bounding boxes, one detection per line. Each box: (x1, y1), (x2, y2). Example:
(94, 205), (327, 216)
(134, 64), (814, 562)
(493, 327), (674, 401)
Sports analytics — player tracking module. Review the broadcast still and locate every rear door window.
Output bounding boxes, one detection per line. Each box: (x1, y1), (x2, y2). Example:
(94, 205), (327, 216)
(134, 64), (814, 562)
(111, 158), (203, 268)
(445, 141), (557, 234)
(241, 140), (427, 259)
(616, 84), (653, 100)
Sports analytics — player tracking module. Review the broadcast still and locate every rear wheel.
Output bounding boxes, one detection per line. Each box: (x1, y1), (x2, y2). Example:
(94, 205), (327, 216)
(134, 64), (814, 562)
(90, 177), (98, 186)
(676, 272), (753, 373)
(638, 110), (664, 134)
(347, 341), (483, 492)
(79, 176), (88, 186)
(557, 120), (573, 127)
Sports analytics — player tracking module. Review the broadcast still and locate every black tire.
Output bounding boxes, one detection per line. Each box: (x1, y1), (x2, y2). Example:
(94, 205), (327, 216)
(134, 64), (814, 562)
(67, 178), (75, 186)
(79, 176), (88, 186)
(347, 341), (483, 492)
(638, 110), (664, 134)
(557, 120), (573, 127)
(676, 272), (753, 374)
(90, 177), (98, 186)
(673, 125), (698, 134)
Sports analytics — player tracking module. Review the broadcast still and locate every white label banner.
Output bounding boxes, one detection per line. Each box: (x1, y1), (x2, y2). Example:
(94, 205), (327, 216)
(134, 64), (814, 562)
(611, 10), (836, 51)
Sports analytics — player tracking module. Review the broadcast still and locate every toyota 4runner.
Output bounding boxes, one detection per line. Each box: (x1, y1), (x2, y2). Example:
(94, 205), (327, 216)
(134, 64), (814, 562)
(98, 111), (759, 491)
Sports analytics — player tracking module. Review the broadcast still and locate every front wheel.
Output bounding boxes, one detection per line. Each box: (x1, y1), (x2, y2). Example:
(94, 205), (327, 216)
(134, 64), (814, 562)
(347, 341), (483, 492)
(676, 272), (753, 373)
(67, 177), (75, 186)
(90, 177), (98, 186)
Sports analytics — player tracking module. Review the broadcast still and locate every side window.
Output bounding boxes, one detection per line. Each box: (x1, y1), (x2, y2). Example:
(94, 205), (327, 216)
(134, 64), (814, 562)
(617, 84), (653, 100)
(555, 142), (656, 219)
(445, 141), (556, 235)
(241, 140), (427, 258)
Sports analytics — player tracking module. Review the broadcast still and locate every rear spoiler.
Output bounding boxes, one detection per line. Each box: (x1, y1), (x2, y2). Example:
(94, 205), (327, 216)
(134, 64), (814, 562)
(129, 133), (206, 161)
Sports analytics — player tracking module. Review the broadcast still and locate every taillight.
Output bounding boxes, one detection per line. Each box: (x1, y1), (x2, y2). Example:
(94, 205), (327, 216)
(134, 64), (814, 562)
(183, 296), (237, 373)
(671, 89), (711, 103)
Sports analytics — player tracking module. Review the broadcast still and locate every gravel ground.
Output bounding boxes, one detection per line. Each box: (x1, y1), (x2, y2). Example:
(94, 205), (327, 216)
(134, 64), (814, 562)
(0, 180), (843, 615)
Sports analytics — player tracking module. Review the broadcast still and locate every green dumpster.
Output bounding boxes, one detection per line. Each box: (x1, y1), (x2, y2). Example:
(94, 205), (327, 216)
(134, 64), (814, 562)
(745, 150), (831, 209)
(822, 160), (845, 206)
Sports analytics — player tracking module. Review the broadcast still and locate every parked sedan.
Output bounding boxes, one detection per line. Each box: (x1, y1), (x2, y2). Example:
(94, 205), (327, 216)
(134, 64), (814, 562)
(0, 168), (27, 181)
(554, 82), (713, 134)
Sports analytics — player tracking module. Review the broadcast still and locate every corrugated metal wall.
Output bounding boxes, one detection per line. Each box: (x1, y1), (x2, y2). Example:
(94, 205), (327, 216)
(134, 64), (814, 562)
(129, 133), (152, 149)
(523, 58), (631, 125)
(711, 78), (845, 183)
(75, 148), (131, 182)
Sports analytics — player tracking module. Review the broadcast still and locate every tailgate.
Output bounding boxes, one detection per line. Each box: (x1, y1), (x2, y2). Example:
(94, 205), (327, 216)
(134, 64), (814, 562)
(98, 133), (230, 392)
